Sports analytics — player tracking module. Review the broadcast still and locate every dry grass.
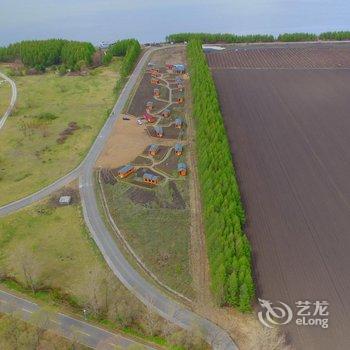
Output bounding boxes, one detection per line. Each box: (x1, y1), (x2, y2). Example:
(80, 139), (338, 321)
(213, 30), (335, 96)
(0, 78), (11, 117)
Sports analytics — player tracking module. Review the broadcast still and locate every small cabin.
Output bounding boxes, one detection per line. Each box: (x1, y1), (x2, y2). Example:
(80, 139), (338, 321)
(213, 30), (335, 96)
(175, 76), (183, 84)
(162, 109), (171, 118)
(177, 96), (184, 104)
(151, 78), (160, 85)
(166, 64), (173, 70)
(178, 162), (187, 176)
(149, 144), (159, 157)
(177, 83), (184, 92)
(146, 101), (154, 111)
(118, 164), (135, 178)
(154, 88), (160, 98)
(174, 143), (183, 156)
(144, 112), (156, 123)
(143, 173), (160, 185)
(173, 64), (186, 74)
(175, 118), (183, 129)
(154, 126), (164, 138)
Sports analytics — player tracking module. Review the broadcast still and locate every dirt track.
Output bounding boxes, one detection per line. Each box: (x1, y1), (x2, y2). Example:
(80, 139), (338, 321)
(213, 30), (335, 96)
(210, 51), (350, 349)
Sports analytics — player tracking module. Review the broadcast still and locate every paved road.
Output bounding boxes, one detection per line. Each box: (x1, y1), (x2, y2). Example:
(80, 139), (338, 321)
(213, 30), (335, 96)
(0, 289), (155, 349)
(79, 47), (237, 349)
(0, 71), (17, 130)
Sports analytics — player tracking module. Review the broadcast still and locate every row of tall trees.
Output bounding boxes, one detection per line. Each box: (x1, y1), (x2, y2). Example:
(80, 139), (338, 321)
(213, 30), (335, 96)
(187, 39), (255, 311)
(167, 31), (350, 43)
(0, 39), (96, 71)
(108, 39), (141, 78)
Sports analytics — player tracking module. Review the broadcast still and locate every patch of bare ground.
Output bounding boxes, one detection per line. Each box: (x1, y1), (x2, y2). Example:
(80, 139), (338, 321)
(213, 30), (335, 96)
(147, 125), (185, 140)
(97, 114), (152, 168)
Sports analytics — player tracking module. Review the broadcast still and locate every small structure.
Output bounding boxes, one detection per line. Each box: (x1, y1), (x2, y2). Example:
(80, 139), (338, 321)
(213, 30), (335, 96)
(174, 143), (183, 156)
(154, 126), (164, 138)
(166, 64), (174, 70)
(175, 76), (183, 84)
(173, 64), (186, 74)
(178, 162), (187, 176)
(151, 78), (160, 85)
(162, 108), (171, 118)
(177, 83), (184, 92)
(176, 96), (184, 104)
(143, 173), (160, 185)
(59, 196), (72, 205)
(154, 88), (160, 98)
(118, 164), (135, 178)
(149, 144), (159, 157)
(175, 117), (183, 129)
(144, 112), (156, 123)
(146, 101), (154, 111)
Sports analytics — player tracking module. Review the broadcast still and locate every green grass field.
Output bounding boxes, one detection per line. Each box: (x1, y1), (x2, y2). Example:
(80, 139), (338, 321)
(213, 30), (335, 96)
(102, 181), (194, 298)
(0, 60), (121, 206)
(0, 79), (11, 117)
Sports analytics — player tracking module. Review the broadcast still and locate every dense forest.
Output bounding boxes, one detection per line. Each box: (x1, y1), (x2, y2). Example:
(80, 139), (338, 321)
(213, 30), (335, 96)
(187, 39), (254, 311)
(167, 31), (350, 43)
(0, 39), (96, 71)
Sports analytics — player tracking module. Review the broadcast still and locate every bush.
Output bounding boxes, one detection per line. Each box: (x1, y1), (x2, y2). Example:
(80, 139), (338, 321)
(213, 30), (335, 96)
(187, 39), (255, 311)
(277, 32), (318, 42)
(319, 31), (350, 41)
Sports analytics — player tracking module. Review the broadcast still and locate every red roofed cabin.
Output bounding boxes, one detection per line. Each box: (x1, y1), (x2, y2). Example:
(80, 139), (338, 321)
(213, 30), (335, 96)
(149, 144), (159, 157)
(154, 88), (160, 98)
(166, 64), (173, 70)
(143, 173), (160, 185)
(118, 164), (135, 179)
(144, 112), (156, 123)
(175, 143), (183, 156)
(177, 96), (184, 104)
(178, 162), (187, 176)
(151, 78), (160, 85)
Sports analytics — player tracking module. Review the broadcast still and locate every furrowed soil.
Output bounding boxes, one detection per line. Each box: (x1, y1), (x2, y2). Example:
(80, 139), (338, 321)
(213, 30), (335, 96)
(209, 44), (350, 350)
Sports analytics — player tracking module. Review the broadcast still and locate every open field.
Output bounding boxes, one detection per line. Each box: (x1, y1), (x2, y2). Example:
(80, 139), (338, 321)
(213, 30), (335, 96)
(0, 79), (11, 117)
(209, 44), (350, 349)
(0, 60), (121, 206)
(207, 43), (350, 69)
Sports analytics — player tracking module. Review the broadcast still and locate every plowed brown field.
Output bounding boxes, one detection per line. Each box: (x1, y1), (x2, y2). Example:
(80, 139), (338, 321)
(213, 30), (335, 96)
(209, 45), (350, 350)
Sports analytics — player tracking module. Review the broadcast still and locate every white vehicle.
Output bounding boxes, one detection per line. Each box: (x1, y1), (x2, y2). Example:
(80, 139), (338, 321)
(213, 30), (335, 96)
(137, 118), (144, 125)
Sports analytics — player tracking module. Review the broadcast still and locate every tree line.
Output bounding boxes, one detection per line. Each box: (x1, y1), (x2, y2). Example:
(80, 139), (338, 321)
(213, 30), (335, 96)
(0, 39), (95, 71)
(187, 39), (254, 311)
(167, 31), (350, 43)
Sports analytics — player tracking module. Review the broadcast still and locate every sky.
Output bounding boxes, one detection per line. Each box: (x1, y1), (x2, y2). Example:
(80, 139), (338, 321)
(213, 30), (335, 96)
(1, 0), (349, 45)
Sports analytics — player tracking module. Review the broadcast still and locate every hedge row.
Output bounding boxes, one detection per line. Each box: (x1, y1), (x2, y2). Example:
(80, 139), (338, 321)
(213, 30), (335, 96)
(167, 31), (350, 43)
(187, 39), (254, 311)
(108, 39), (141, 78)
(0, 39), (95, 71)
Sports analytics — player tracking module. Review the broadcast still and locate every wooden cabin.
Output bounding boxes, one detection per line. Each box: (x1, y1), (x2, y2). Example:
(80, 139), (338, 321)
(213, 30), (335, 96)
(177, 96), (184, 104)
(178, 162), (187, 176)
(146, 101), (154, 111)
(144, 112), (156, 123)
(149, 144), (159, 157)
(154, 126), (164, 138)
(166, 64), (173, 70)
(143, 173), (160, 185)
(154, 88), (160, 98)
(162, 109), (171, 118)
(175, 118), (183, 129)
(151, 78), (160, 85)
(118, 164), (135, 179)
(174, 143), (183, 156)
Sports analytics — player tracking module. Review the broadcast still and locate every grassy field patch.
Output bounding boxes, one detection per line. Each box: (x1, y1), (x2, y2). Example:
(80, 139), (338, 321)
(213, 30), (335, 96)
(0, 59), (121, 206)
(0, 79), (11, 117)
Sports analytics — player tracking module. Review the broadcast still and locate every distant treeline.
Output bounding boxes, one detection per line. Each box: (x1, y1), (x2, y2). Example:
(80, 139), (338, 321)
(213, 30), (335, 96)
(167, 31), (350, 43)
(187, 39), (254, 311)
(0, 39), (95, 71)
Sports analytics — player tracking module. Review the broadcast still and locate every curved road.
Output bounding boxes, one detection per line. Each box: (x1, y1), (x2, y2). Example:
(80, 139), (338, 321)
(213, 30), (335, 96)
(0, 71), (17, 130)
(0, 289), (155, 349)
(0, 47), (238, 349)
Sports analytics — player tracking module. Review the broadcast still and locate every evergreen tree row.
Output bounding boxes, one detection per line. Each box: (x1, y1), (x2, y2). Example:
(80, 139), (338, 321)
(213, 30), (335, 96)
(0, 39), (95, 71)
(108, 39), (141, 78)
(167, 31), (350, 44)
(187, 39), (255, 311)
